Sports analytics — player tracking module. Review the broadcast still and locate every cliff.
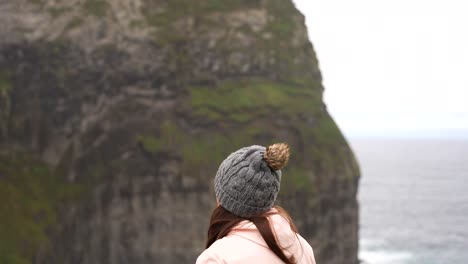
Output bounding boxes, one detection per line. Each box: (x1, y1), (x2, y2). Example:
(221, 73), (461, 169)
(0, 0), (360, 263)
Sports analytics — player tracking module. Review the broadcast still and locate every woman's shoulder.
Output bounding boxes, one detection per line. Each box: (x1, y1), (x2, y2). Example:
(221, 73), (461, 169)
(295, 234), (317, 264)
(196, 242), (225, 264)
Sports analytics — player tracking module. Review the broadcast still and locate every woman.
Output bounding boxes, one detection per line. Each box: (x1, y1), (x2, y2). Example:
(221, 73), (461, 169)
(197, 143), (316, 264)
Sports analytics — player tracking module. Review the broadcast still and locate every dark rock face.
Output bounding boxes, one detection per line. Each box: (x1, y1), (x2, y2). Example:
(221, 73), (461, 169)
(0, 1), (360, 264)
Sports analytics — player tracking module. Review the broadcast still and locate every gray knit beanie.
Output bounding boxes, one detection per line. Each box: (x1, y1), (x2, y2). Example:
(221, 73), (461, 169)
(214, 143), (290, 218)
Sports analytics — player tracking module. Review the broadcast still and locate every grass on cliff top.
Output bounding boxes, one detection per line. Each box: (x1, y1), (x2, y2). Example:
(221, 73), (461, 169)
(0, 154), (82, 264)
(190, 79), (321, 123)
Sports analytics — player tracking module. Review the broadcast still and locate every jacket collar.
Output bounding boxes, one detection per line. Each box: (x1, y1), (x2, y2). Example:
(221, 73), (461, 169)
(228, 208), (297, 250)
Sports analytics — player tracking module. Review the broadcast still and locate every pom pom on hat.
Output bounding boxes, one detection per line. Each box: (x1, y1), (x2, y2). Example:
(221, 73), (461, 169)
(264, 143), (290, 171)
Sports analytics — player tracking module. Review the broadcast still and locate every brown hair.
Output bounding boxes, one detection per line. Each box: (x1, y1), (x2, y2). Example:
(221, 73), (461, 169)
(206, 205), (298, 264)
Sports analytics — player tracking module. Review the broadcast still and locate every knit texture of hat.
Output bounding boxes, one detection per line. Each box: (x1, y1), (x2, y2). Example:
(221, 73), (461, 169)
(215, 143), (290, 218)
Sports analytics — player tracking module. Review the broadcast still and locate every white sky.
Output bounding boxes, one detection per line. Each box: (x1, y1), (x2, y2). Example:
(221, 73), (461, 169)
(293, 0), (468, 137)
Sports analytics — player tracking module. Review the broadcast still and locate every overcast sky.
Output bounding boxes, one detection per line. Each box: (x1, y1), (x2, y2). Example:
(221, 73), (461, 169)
(293, 0), (468, 138)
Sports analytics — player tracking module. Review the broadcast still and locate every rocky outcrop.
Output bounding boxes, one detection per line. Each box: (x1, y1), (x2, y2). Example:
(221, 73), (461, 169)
(0, 0), (360, 263)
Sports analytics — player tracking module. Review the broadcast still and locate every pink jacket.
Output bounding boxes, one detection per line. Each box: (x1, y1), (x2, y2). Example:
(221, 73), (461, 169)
(196, 210), (316, 264)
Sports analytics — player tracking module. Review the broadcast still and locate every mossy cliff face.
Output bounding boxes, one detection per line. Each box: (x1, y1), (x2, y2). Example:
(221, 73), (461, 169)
(0, 0), (360, 263)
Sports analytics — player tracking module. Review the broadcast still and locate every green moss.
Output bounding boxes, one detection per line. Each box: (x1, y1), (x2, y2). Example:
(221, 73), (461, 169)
(266, 16), (295, 41)
(28, 0), (43, 6)
(200, 0), (260, 13)
(265, 0), (297, 39)
(137, 121), (184, 154)
(291, 112), (351, 179)
(83, 0), (109, 17)
(253, 0), (320, 81)
(136, 120), (262, 177)
(0, 253), (30, 264)
(129, 20), (145, 29)
(55, 66), (67, 86)
(141, 1), (230, 45)
(137, 135), (164, 153)
(0, 70), (11, 94)
(65, 17), (83, 31)
(48, 7), (70, 18)
(134, 116), (340, 192)
(142, 0), (260, 35)
(281, 167), (314, 194)
(316, 115), (344, 144)
(144, 13), (172, 28)
(0, 154), (82, 263)
(180, 133), (247, 175)
(190, 79), (321, 123)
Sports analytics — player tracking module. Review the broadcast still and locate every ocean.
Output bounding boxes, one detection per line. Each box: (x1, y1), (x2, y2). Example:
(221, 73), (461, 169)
(351, 138), (468, 264)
